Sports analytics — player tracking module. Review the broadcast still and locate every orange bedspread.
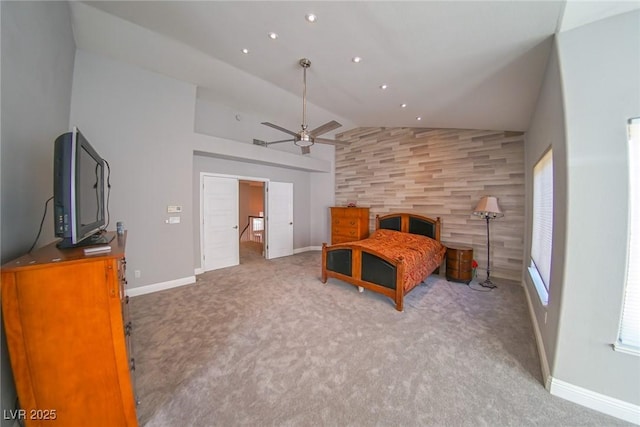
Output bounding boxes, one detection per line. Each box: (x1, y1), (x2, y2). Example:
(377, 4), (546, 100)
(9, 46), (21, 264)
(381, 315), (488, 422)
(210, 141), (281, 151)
(354, 229), (446, 291)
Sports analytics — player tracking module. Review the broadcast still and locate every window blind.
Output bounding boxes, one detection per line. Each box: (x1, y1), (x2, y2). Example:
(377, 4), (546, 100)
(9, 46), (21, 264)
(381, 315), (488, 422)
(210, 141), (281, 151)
(531, 150), (554, 290)
(617, 118), (640, 352)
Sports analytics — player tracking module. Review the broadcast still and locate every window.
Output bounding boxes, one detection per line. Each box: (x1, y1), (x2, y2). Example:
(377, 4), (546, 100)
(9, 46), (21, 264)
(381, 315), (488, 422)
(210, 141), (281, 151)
(250, 216), (264, 243)
(616, 118), (640, 354)
(529, 149), (553, 305)
(252, 217), (264, 232)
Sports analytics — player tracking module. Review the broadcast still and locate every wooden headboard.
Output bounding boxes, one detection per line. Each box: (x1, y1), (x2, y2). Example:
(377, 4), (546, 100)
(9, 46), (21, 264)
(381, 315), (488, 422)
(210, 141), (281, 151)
(375, 213), (441, 242)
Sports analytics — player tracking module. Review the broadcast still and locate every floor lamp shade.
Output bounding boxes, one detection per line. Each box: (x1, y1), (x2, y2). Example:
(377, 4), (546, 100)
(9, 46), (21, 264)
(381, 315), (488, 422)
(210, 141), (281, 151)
(473, 196), (503, 288)
(473, 196), (504, 219)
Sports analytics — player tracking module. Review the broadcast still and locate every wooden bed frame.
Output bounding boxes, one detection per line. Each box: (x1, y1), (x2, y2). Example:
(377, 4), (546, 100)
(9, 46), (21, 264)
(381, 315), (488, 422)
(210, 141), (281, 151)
(321, 213), (442, 311)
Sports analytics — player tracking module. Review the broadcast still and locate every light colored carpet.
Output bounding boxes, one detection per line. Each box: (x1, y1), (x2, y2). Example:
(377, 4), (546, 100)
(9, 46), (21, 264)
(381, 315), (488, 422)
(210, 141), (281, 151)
(130, 245), (629, 426)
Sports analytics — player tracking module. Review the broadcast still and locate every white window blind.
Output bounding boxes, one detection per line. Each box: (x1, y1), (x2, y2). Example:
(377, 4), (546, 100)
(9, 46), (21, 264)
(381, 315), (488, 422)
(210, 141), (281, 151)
(531, 149), (554, 294)
(252, 217), (264, 232)
(617, 118), (640, 353)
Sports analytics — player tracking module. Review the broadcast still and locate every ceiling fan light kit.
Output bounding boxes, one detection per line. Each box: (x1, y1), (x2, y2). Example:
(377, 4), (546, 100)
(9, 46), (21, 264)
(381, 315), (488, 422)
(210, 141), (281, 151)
(258, 58), (344, 154)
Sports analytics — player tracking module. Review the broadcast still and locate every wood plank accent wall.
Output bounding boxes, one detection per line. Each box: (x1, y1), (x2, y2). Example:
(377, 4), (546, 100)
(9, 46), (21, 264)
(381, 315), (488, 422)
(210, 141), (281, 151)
(334, 127), (525, 282)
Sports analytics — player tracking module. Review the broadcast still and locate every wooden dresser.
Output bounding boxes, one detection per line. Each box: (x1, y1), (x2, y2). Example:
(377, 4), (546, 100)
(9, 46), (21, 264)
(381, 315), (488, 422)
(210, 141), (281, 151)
(1, 232), (138, 426)
(330, 207), (370, 244)
(445, 244), (474, 284)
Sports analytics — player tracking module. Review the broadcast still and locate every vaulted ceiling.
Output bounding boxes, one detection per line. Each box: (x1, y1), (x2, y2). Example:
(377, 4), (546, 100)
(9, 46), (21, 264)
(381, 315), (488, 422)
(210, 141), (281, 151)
(70, 1), (637, 137)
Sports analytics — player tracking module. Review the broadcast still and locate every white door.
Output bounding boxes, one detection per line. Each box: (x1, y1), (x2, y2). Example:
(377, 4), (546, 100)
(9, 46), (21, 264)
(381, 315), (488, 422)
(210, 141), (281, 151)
(266, 181), (294, 259)
(202, 175), (239, 271)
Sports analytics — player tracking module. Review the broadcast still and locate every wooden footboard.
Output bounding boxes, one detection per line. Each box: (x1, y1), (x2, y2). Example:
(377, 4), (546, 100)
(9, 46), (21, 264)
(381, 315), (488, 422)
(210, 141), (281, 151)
(321, 242), (408, 311)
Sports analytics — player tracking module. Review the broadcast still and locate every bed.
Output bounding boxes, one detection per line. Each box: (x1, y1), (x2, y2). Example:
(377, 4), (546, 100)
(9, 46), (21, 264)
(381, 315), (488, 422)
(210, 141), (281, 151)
(321, 213), (446, 311)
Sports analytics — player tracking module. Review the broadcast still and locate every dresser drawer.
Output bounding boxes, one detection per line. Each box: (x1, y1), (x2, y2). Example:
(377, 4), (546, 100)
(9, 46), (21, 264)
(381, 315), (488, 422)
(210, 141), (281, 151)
(332, 226), (362, 239)
(334, 208), (365, 218)
(332, 217), (361, 228)
(332, 235), (360, 244)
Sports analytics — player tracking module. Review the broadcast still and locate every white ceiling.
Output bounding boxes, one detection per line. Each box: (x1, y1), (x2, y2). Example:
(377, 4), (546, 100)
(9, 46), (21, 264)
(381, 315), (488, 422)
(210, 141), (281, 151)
(70, 1), (638, 135)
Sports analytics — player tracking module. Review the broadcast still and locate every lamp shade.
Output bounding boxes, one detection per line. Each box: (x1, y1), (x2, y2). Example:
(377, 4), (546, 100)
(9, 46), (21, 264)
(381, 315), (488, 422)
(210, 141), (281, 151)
(473, 196), (504, 219)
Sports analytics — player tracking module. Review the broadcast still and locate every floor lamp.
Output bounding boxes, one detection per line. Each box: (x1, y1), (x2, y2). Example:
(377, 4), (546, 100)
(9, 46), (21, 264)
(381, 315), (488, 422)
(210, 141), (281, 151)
(473, 196), (503, 289)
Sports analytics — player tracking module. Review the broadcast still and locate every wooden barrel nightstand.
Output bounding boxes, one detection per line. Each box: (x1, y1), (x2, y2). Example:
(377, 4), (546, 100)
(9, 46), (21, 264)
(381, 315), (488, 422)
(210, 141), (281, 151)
(446, 245), (473, 284)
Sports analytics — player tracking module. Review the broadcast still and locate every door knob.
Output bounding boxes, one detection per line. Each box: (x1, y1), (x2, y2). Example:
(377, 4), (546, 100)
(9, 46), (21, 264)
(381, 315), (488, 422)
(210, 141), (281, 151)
(289, 222), (293, 225)
(233, 225), (238, 229)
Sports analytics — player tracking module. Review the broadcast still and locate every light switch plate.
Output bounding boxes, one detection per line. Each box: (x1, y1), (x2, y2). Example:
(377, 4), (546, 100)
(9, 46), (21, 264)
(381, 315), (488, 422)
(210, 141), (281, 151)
(168, 216), (181, 224)
(167, 205), (182, 213)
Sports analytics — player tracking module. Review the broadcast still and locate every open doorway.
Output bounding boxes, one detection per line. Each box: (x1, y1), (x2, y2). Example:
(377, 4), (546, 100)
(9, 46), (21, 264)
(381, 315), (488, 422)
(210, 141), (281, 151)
(239, 180), (265, 262)
(200, 173), (293, 272)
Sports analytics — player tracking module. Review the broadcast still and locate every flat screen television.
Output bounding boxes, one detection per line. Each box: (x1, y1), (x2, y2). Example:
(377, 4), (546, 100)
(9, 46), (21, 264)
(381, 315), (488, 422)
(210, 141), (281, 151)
(53, 127), (111, 248)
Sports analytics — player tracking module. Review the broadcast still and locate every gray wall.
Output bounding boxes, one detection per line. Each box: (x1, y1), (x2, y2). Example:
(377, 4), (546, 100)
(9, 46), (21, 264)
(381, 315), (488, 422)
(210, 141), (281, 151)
(554, 10), (640, 404)
(70, 49), (197, 288)
(525, 10), (640, 407)
(523, 39), (566, 381)
(0, 2), (76, 425)
(1, 1), (75, 261)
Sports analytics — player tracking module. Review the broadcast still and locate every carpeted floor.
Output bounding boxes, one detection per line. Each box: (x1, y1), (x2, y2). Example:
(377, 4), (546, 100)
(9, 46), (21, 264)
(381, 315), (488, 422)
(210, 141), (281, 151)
(129, 244), (629, 426)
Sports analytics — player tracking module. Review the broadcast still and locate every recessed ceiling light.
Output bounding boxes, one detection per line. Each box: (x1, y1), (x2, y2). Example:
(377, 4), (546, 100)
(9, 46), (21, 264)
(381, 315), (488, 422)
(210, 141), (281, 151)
(416, 117), (422, 121)
(401, 103), (407, 108)
(380, 84), (388, 90)
(241, 48), (249, 54)
(268, 32), (278, 40)
(305, 13), (317, 23)
(352, 56), (362, 63)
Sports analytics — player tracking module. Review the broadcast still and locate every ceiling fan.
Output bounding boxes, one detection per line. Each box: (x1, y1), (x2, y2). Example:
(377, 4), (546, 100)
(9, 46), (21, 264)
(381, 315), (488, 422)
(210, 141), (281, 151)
(253, 58), (347, 155)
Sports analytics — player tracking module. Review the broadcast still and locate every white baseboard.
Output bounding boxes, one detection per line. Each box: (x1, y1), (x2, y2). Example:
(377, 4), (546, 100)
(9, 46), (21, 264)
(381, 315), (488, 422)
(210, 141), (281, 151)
(522, 281), (640, 425)
(127, 275), (196, 297)
(294, 246), (321, 254)
(549, 378), (640, 425)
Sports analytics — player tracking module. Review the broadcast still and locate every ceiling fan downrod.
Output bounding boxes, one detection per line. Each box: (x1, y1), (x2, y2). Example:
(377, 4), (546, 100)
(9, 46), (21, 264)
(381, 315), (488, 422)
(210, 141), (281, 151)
(299, 58), (311, 143)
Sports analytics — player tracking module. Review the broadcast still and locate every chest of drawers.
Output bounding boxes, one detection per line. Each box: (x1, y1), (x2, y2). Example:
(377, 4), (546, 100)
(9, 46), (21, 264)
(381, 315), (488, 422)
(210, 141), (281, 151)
(1, 232), (138, 426)
(330, 207), (370, 244)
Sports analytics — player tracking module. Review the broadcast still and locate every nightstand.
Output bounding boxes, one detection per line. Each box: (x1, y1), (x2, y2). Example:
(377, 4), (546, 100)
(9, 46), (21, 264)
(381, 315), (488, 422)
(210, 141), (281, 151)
(446, 245), (473, 284)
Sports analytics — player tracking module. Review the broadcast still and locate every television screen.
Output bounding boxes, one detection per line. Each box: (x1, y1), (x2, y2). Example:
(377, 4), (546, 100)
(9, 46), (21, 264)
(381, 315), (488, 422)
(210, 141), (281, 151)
(76, 135), (105, 237)
(54, 127), (109, 248)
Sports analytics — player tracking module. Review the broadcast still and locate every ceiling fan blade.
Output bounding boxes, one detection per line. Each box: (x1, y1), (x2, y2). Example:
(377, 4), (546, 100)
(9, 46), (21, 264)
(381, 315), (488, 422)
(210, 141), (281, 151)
(261, 122), (298, 137)
(314, 137), (348, 146)
(301, 146), (311, 155)
(267, 138), (296, 145)
(309, 120), (342, 137)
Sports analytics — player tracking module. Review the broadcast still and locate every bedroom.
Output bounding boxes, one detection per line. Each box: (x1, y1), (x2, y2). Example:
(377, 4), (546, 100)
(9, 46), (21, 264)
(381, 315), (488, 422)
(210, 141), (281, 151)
(1, 1), (639, 426)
